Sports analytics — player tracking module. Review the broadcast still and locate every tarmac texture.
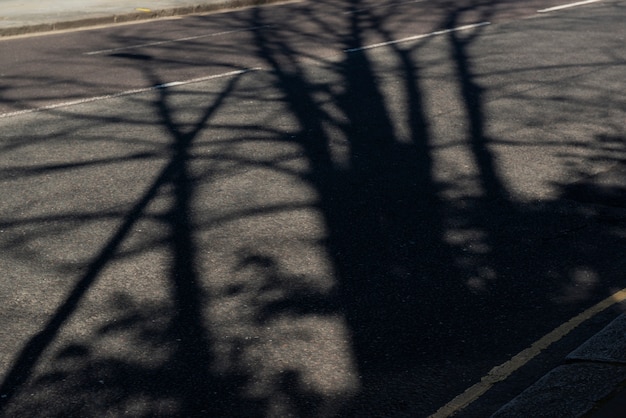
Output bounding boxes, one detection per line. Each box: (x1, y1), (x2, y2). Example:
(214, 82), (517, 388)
(1, 0), (625, 417)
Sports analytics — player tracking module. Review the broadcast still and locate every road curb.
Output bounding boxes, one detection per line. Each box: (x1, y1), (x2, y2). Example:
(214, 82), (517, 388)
(0, 0), (288, 38)
(491, 314), (626, 417)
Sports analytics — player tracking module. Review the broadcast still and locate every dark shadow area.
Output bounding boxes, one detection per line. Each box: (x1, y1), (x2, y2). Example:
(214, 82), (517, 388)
(0, 0), (624, 417)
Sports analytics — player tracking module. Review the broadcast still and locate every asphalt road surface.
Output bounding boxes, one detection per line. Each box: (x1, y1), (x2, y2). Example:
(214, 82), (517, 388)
(0, 0), (625, 416)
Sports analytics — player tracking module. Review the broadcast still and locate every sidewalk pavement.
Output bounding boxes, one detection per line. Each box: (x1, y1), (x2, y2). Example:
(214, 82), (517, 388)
(0, 0), (286, 37)
(1, 1), (626, 416)
(492, 314), (626, 418)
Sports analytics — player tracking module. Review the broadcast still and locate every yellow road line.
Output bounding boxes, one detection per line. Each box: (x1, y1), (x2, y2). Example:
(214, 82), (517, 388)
(430, 288), (626, 417)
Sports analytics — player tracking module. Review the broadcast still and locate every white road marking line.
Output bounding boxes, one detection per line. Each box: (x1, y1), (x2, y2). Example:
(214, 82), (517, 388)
(342, 0), (426, 14)
(429, 287), (626, 418)
(0, 68), (259, 119)
(84, 26), (270, 55)
(538, 0), (602, 13)
(344, 22), (491, 53)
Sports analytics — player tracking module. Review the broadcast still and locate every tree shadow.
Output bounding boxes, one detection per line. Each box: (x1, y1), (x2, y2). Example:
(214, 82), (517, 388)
(0, 64), (258, 416)
(0, 0), (624, 417)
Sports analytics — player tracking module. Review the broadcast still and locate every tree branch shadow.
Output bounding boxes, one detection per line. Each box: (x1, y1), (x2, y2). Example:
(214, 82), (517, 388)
(0, 1), (624, 417)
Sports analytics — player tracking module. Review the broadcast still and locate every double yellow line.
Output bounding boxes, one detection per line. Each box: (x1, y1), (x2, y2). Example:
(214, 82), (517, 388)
(431, 288), (626, 417)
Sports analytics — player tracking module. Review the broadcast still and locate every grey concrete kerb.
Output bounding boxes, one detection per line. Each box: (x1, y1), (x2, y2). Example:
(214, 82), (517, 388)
(0, 0), (287, 38)
(492, 314), (626, 418)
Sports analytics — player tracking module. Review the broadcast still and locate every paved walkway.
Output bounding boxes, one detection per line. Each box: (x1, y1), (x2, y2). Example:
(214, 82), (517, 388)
(0, 0), (286, 37)
(1, 0), (626, 416)
(492, 313), (626, 417)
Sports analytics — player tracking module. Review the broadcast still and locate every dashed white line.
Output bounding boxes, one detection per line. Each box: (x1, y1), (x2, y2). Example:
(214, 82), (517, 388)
(0, 68), (259, 119)
(344, 22), (491, 53)
(538, 0), (602, 13)
(84, 26), (270, 55)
